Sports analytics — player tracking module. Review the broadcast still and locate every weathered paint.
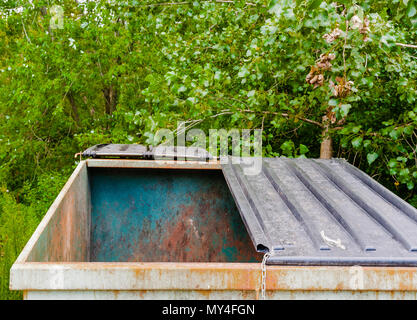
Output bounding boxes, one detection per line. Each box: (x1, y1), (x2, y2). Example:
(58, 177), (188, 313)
(87, 159), (221, 170)
(9, 159), (417, 300)
(10, 262), (417, 299)
(89, 168), (261, 262)
(223, 157), (417, 265)
(23, 289), (417, 300)
(16, 161), (90, 263)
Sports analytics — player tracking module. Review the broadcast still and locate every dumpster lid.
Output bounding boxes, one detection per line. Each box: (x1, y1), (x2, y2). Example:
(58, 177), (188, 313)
(83, 144), (148, 158)
(221, 157), (417, 266)
(82, 144), (213, 161)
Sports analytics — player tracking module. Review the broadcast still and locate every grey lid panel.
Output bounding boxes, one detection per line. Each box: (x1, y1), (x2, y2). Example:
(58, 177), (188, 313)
(150, 145), (213, 161)
(221, 157), (417, 266)
(82, 144), (213, 161)
(82, 144), (148, 158)
(221, 163), (271, 251)
(315, 160), (417, 252)
(286, 160), (395, 253)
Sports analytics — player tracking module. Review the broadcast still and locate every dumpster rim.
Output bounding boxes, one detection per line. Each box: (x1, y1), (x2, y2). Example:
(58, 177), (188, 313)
(9, 261), (417, 291)
(86, 158), (222, 169)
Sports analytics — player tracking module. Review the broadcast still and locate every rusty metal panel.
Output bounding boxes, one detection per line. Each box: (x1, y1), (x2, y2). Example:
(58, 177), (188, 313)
(10, 262), (417, 293)
(89, 168), (261, 263)
(222, 157), (417, 266)
(86, 159), (221, 170)
(15, 162), (90, 263)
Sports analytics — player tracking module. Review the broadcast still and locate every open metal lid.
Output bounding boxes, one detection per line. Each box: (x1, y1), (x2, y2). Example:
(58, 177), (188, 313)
(83, 144), (148, 158)
(82, 144), (213, 161)
(222, 157), (417, 266)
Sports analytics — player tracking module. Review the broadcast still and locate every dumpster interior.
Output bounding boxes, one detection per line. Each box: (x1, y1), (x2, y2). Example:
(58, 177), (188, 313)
(89, 167), (262, 263)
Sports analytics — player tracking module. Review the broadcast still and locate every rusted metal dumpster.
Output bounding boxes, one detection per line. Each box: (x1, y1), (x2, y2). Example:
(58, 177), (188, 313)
(10, 145), (417, 299)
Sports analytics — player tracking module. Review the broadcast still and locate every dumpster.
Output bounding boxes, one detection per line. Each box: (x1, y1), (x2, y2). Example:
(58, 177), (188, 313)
(10, 145), (417, 299)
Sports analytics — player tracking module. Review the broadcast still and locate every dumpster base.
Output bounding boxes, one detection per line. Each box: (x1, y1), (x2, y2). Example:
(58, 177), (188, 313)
(11, 262), (417, 300)
(23, 289), (417, 300)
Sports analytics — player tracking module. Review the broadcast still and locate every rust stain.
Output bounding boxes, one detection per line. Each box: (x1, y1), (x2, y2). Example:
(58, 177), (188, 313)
(112, 290), (120, 299)
(91, 171), (262, 263)
(27, 166), (89, 262)
(27, 166), (89, 263)
(11, 261), (417, 292)
(87, 159), (222, 170)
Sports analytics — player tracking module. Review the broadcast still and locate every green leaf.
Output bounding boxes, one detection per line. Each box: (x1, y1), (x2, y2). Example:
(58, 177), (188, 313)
(363, 140), (371, 148)
(340, 104), (351, 118)
(389, 129), (401, 140)
(400, 168), (410, 177)
(404, 126), (414, 135)
(367, 152), (379, 165)
(268, 0), (279, 9)
(178, 85), (187, 93)
(407, 3), (417, 17)
(308, 0), (322, 10)
(352, 137), (363, 149)
(328, 99), (338, 106)
(299, 144), (309, 155)
(280, 140), (295, 157)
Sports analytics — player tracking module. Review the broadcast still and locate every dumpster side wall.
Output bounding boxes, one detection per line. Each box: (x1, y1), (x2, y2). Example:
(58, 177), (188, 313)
(89, 168), (261, 263)
(25, 162), (91, 262)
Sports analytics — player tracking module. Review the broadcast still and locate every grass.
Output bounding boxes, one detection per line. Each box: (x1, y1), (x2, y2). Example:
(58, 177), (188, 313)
(0, 190), (39, 300)
(0, 172), (66, 300)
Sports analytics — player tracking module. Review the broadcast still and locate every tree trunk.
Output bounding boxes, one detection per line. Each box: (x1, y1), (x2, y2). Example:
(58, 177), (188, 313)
(67, 92), (80, 126)
(103, 85), (117, 116)
(320, 125), (333, 159)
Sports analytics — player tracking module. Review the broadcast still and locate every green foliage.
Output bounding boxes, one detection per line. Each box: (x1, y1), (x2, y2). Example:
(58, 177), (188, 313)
(0, 171), (65, 300)
(21, 172), (68, 219)
(0, 189), (38, 300)
(0, 0), (416, 299)
(280, 140), (310, 157)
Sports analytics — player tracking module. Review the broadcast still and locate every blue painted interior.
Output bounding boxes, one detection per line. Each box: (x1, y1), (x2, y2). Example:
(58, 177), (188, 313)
(89, 168), (261, 262)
